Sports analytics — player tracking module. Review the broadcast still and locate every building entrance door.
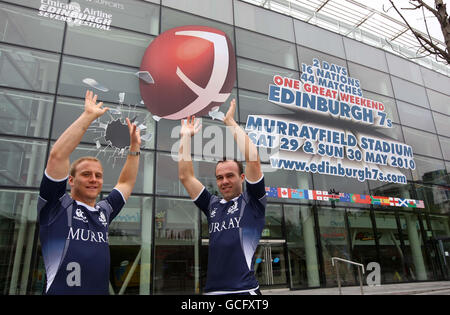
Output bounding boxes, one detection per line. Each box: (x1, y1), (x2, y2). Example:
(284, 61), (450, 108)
(254, 240), (288, 288)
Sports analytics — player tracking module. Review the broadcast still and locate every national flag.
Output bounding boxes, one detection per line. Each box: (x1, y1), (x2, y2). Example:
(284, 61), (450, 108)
(394, 198), (409, 207)
(278, 187), (290, 198)
(416, 200), (425, 208)
(307, 190), (315, 200)
(339, 193), (352, 203)
(351, 194), (372, 204)
(407, 199), (417, 208)
(315, 190), (330, 201)
(291, 189), (308, 199)
(265, 187), (278, 198)
(389, 197), (396, 206)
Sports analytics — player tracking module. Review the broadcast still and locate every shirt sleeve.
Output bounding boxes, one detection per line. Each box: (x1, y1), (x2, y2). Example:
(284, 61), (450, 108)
(245, 175), (267, 218)
(193, 187), (213, 218)
(104, 188), (126, 223)
(37, 171), (69, 225)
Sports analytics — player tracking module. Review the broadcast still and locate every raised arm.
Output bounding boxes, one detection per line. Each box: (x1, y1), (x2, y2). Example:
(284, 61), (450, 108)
(46, 90), (109, 180)
(223, 99), (262, 182)
(114, 118), (141, 201)
(178, 116), (204, 200)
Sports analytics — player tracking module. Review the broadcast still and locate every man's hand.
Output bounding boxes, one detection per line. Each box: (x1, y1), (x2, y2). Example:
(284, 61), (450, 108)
(180, 116), (202, 138)
(126, 118), (141, 152)
(84, 90), (109, 120)
(223, 98), (237, 126)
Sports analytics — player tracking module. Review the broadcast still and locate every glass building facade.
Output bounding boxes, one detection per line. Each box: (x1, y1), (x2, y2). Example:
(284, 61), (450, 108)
(0, 0), (449, 295)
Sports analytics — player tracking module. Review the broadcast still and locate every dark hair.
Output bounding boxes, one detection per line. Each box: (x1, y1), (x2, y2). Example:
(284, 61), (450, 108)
(216, 158), (244, 175)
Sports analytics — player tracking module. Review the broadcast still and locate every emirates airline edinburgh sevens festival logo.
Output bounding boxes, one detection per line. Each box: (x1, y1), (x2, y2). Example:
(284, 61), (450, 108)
(138, 26), (236, 120)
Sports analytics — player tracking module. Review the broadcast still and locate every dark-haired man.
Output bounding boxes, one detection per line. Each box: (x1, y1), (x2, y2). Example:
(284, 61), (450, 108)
(178, 99), (266, 295)
(38, 90), (141, 294)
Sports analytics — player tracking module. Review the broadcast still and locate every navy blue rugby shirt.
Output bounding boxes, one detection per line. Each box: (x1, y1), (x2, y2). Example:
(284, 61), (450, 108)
(37, 171), (125, 295)
(194, 175), (267, 295)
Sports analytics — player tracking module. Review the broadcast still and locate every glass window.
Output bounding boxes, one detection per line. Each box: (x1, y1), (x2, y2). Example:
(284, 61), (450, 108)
(427, 89), (450, 115)
(108, 196), (153, 295)
(79, 0), (160, 35)
(237, 57), (299, 94)
(0, 3), (65, 52)
(285, 204), (320, 289)
(0, 189), (40, 295)
(153, 197), (200, 294)
(0, 137), (47, 188)
(402, 126), (443, 159)
(162, 0), (233, 25)
(414, 183), (449, 214)
(313, 174), (370, 209)
(397, 101), (436, 133)
(398, 213), (433, 281)
(343, 37), (388, 72)
(371, 122), (406, 143)
(236, 28), (298, 70)
(69, 144), (154, 194)
(297, 46), (347, 74)
(51, 96), (155, 149)
(160, 7), (235, 47)
(294, 20), (345, 59)
(64, 26), (155, 68)
(412, 154), (446, 183)
(58, 56), (141, 105)
(347, 62), (394, 97)
(362, 90), (399, 124)
(374, 211), (409, 283)
(347, 209), (378, 272)
(439, 136), (450, 161)
(264, 168), (313, 204)
(420, 67), (450, 96)
(385, 53), (423, 85)
(238, 89), (295, 125)
(391, 76), (429, 109)
(317, 207), (355, 287)
(2, 0), (67, 9)
(0, 43), (59, 93)
(157, 109), (238, 157)
(262, 204), (283, 239)
(233, 0), (295, 43)
(433, 112), (450, 138)
(0, 88), (54, 138)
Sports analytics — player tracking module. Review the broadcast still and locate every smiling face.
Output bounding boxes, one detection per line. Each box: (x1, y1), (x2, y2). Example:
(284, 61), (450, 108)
(69, 159), (103, 206)
(215, 160), (245, 201)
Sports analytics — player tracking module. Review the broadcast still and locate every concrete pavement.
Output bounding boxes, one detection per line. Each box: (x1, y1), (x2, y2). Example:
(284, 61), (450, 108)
(260, 281), (450, 295)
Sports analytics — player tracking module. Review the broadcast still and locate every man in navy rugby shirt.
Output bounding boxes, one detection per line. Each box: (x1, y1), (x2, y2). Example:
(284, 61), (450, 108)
(38, 90), (141, 294)
(178, 99), (266, 295)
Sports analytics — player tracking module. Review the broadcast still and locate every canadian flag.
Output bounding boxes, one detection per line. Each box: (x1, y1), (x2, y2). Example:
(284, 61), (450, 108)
(277, 187), (290, 198)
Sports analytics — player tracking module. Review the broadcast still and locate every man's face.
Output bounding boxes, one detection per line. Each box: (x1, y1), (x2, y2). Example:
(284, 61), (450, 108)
(69, 160), (104, 203)
(215, 160), (245, 201)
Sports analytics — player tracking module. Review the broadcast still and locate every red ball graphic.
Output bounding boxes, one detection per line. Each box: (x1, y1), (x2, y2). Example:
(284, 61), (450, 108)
(139, 25), (236, 120)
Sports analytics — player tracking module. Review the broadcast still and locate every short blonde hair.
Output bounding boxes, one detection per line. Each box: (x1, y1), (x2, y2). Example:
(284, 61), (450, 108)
(69, 156), (102, 177)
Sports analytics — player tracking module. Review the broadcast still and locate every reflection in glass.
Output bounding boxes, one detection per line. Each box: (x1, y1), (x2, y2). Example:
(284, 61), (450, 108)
(375, 211), (409, 283)
(317, 207), (355, 287)
(52, 96), (155, 149)
(0, 88), (54, 138)
(58, 56), (141, 105)
(109, 196), (152, 295)
(347, 209), (378, 270)
(0, 138), (47, 187)
(0, 44), (59, 93)
(154, 198), (200, 294)
(0, 3), (65, 52)
(0, 190), (39, 295)
(285, 204), (320, 288)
